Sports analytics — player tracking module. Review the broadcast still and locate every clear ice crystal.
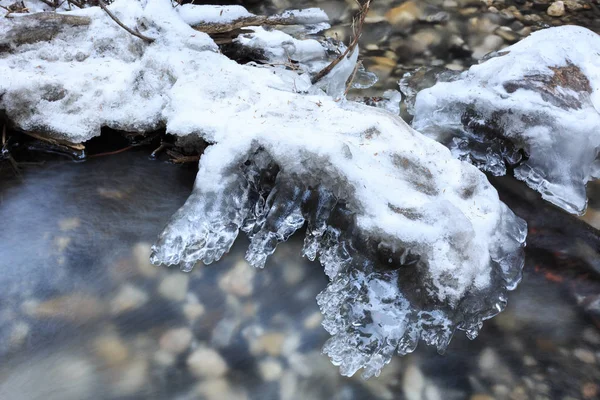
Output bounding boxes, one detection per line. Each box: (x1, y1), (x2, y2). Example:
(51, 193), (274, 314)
(409, 26), (600, 215)
(152, 144), (526, 378)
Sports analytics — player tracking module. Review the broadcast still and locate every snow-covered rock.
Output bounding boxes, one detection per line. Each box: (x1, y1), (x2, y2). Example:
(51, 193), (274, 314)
(410, 26), (600, 215)
(0, 0), (526, 378)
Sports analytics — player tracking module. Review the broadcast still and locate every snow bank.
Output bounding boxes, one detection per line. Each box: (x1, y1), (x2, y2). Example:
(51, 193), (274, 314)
(0, 0), (526, 377)
(411, 26), (600, 215)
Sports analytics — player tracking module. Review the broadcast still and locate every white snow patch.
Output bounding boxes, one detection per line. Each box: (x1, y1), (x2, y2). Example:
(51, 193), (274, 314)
(176, 4), (254, 26)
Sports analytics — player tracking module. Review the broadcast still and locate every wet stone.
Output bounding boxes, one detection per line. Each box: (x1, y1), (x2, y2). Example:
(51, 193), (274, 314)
(158, 273), (189, 302)
(111, 357), (149, 397)
(8, 321), (30, 350)
(183, 301), (206, 322)
(218, 260), (255, 297)
(194, 378), (247, 400)
(159, 327), (193, 355)
(110, 284), (149, 315)
(573, 348), (596, 364)
(132, 242), (160, 278)
(403, 364), (425, 400)
(259, 358), (284, 381)
(250, 331), (286, 357)
(23, 294), (105, 322)
(547, 1), (565, 17)
(187, 347), (228, 379)
(93, 334), (130, 367)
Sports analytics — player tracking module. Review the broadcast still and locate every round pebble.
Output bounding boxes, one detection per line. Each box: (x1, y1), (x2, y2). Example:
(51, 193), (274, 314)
(259, 358), (283, 381)
(547, 1), (566, 17)
(158, 273), (189, 302)
(159, 327), (193, 355)
(187, 347), (228, 378)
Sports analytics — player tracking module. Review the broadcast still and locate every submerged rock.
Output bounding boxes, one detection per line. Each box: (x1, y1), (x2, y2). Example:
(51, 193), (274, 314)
(409, 26), (600, 215)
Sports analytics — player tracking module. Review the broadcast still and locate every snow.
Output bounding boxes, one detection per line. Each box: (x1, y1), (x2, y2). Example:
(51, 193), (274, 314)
(0, 0), (526, 378)
(411, 26), (600, 215)
(277, 8), (329, 24)
(176, 4), (254, 26)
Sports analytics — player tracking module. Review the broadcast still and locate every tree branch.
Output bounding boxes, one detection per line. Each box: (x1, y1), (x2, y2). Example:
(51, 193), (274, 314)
(311, 0), (370, 85)
(97, 0), (154, 43)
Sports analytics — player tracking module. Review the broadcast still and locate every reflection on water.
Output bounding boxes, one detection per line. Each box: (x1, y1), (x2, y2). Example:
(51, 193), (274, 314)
(0, 151), (599, 400)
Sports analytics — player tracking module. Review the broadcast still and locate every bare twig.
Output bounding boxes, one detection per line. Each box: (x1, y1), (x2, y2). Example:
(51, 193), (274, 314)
(166, 149), (201, 164)
(89, 144), (134, 158)
(97, 0), (154, 43)
(344, 59), (362, 96)
(311, 0), (371, 85)
(22, 131), (85, 151)
(1, 0), (28, 17)
(150, 142), (172, 159)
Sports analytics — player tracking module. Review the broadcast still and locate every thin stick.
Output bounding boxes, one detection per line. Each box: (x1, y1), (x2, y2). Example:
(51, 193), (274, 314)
(97, 0), (154, 43)
(311, 0), (370, 85)
(344, 59), (362, 96)
(89, 144), (134, 158)
(22, 131), (85, 151)
(1, 126), (21, 178)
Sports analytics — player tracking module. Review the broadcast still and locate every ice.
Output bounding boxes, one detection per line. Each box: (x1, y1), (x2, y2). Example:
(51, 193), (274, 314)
(233, 26), (327, 67)
(0, 0), (527, 377)
(151, 135), (526, 378)
(409, 26), (600, 215)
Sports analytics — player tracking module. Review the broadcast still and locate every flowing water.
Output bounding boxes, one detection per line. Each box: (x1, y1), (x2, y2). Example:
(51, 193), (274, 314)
(1, 0), (600, 399)
(0, 149), (598, 400)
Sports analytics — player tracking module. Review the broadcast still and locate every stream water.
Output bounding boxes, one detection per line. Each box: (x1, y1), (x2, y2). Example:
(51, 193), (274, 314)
(1, 0), (600, 399)
(0, 150), (598, 400)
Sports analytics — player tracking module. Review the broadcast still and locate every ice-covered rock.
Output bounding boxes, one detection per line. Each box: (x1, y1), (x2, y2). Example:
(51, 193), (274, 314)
(0, 0), (526, 377)
(409, 26), (600, 215)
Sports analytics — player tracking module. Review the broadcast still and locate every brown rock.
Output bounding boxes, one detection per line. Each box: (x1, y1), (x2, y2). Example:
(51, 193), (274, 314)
(93, 335), (130, 367)
(218, 260), (255, 297)
(132, 242), (159, 278)
(110, 284), (149, 315)
(187, 347), (228, 378)
(23, 293), (105, 322)
(253, 332), (286, 357)
(385, 2), (422, 27)
(583, 382), (599, 399)
(159, 327), (193, 355)
(547, 1), (566, 17)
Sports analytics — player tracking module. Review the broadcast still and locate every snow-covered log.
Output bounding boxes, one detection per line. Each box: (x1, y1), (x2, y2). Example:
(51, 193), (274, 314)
(408, 26), (600, 215)
(0, 0), (526, 378)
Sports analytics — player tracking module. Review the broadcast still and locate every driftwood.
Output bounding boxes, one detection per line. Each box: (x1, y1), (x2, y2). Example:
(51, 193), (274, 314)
(190, 11), (329, 35)
(0, 13), (90, 49)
